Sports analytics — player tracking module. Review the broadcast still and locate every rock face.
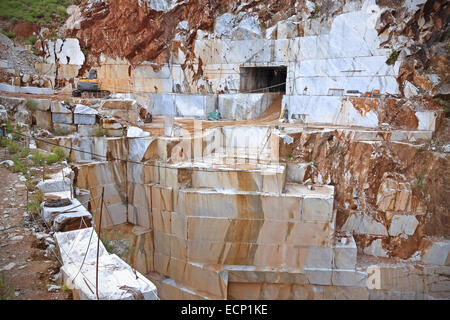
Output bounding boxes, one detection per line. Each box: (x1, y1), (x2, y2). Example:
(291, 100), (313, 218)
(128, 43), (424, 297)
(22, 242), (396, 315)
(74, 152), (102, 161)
(43, 38), (85, 65)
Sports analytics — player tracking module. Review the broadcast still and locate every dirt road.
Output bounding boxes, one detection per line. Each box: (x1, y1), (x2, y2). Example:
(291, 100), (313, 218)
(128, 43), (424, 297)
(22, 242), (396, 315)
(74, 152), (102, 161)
(0, 163), (70, 300)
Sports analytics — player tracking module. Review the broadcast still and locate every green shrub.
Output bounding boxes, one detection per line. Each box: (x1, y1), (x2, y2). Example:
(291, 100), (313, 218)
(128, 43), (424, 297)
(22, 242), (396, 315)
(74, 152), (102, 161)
(45, 146), (67, 164)
(5, 120), (13, 133)
(52, 146), (67, 161)
(7, 140), (20, 154)
(26, 99), (38, 111)
(386, 49), (400, 65)
(25, 178), (38, 192)
(1, 29), (15, 39)
(27, 200), (41, 215)
(11, 155), (28, 175)
(24, 35), (37, 46)
(31, 150), (45, 166)
(94, 124), (109, 137)
(45, 153), (59, 164)
(19, 148), (30, 158)
(32, 47), (40, 56)
(0, 138), (8, 148)
(312, 3), (321, 19)
(12, 124), (23, 141)
(417, 173), (426, 191)
(0, 0), (70, 26)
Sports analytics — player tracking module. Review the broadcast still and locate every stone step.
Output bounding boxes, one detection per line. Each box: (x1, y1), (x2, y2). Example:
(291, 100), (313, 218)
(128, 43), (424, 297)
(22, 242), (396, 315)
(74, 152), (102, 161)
(153, 253), (228, 298)
(146, 272), (224, 300)
(128, 159), (287, 193)
(174, 183), (335, 221)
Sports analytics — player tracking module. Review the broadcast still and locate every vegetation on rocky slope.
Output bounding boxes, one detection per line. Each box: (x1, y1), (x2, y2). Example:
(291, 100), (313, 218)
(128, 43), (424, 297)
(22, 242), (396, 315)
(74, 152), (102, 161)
(0, 0), (70, 25)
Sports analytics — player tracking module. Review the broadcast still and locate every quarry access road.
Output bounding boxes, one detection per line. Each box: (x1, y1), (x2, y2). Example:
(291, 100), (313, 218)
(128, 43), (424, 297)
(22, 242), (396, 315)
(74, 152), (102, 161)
(0, 164), (71, 300)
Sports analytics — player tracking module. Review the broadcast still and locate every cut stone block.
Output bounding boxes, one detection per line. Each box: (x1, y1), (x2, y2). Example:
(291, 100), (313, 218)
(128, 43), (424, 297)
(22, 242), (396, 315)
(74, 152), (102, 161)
(186, 239), (285, 268)
(56, 225), (158, 300)
(151, 185), (173, 212)
(333, 236), (357, 269)
(147, 273), (220, 300)
(171, 211), (187, 239)
(55, 227), (107, 265)
(302, 196), (334, 222)
(185, 216), (334, 246)
(78, 124), (96, 137)
(127, 183), (151, 208)
(74, 114), (96, 125)
(331, 270), (367, 287)
(101, 224), (154, 275)
(52, 112), (73, 124)
(152, 209), (172, 234)
(34, 99), (51, 111)
(153, 253), (228, 298)
(286, 163), (309, 183)
(35, 110), (53, 130)
(153, 231), (187, 260)
(74, 104), (98, 125)
(101, 99), (134, 110)
(62, 253), (158, 300)
(37, 177), (72, 194)
(284, 245), (334, 270)
(102, 202), (128, 228)
(51, 101), (71, 113)
(421, 241), (450, 266)
(388, 215), (419, 237)
(226, 266), (308, 284)
(127, 205), (151, 229)
(53, 123), (77, 134)
(43, 198), (92, 232)
(341, 212), (388, 236)
(305, 268), (332, 285)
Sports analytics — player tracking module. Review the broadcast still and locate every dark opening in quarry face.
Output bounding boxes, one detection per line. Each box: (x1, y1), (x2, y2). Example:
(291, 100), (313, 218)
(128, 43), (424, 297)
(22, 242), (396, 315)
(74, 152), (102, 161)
(240, 66), (287, 93)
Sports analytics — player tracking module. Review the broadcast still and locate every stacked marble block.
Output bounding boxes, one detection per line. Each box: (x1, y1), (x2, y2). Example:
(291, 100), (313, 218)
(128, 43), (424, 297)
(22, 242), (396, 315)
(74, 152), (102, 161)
(100, 99), (140, 127)
(123, 128), (359, 300)
(70, 127), (361, 299)
(74, 160), (128, 229)
(50, 100), (99, 134)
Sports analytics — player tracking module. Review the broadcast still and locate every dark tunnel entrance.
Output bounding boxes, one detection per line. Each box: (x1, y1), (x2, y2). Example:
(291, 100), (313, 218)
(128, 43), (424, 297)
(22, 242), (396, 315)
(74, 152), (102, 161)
(240, 66), (287, 93)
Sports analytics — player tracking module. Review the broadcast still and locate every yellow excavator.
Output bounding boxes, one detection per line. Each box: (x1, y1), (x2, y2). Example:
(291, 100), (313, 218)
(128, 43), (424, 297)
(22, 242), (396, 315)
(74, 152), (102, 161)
(72, 69), (110, 98)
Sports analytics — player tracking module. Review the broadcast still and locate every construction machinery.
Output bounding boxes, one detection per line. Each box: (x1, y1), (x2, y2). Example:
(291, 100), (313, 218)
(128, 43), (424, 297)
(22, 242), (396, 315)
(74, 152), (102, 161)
(72, 69), (110, 98)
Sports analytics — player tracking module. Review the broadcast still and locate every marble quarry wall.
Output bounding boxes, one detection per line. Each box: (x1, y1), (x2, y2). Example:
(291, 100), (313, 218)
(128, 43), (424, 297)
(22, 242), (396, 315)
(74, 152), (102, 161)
(91, 4), (400, 97)
(63, 124), (448, 300)
(2, 89), (446, 299)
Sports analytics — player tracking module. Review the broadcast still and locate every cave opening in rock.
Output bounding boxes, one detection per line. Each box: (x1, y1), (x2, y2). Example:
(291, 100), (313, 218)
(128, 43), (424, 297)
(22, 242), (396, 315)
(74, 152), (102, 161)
(240, 66), (287, 93)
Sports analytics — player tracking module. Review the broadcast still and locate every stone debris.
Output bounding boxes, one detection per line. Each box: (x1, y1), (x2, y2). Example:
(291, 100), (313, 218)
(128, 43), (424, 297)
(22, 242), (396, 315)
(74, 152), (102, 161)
(0, 160), (14, 167)
(47, 285), (61, 292)
(0, 262), (16, 271)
